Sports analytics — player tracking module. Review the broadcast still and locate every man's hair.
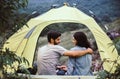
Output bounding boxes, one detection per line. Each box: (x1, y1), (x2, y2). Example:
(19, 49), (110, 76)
(73, 32), (91, 48)
(47, 30), (61, 42)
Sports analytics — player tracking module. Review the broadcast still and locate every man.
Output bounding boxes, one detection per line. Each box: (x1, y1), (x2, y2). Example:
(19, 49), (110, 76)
(37, 30), (93, 75)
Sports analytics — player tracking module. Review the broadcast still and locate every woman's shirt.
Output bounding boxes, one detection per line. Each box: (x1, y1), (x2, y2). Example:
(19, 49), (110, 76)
(67, 46), (93, 75)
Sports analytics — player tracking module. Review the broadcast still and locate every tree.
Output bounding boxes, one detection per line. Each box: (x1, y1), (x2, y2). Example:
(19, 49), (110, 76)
(0, 1), (32, 78)
(0, 0), (28, 37)
(0, 0), (29, 48)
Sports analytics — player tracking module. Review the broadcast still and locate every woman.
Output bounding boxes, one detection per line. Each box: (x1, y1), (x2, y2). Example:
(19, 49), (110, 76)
(67, 31), (93, 75)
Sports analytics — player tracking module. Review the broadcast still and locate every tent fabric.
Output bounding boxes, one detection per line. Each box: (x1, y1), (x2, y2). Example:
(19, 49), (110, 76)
(3, 5), (120, 73)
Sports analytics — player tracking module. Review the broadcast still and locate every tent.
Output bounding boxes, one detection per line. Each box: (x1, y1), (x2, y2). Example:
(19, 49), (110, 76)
(3, 5), (120, 73)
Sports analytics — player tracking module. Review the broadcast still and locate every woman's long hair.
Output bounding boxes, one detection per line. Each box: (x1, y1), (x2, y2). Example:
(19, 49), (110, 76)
(73, 32), (91, 48)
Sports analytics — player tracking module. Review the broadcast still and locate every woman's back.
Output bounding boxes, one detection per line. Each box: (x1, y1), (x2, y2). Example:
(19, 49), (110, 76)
(67, 46), (93, 75)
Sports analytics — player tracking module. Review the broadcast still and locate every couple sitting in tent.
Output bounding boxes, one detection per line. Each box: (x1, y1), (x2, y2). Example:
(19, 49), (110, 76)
(36, 30), (93, 75)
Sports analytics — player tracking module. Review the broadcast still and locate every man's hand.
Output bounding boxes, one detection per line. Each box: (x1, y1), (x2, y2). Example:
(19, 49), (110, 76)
(56, 65), (67, 71)
(86, 48), (93, 54)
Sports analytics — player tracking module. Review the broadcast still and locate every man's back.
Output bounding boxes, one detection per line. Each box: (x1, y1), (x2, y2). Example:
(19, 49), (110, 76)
(37, 44), (66, 75)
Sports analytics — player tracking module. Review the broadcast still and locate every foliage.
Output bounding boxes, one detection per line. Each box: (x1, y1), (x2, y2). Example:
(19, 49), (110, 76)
(0, 0), (28, 35)
(40, 23), (85, 36)
(97, 36), (120, 79)
(108, 37), (120, 56)
(96, 70), (109, 79)
(26, 0), (120, 23)
(114, 37), (120, 55)
(97, 60), (120, 79)
(0, 48), (30, 79)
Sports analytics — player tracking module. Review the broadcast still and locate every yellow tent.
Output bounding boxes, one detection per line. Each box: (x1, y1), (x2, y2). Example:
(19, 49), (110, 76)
(3, 5), (120, 73)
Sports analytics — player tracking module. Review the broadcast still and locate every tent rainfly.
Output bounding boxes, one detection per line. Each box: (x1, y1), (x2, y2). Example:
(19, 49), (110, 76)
(3, 5), (120, 73)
